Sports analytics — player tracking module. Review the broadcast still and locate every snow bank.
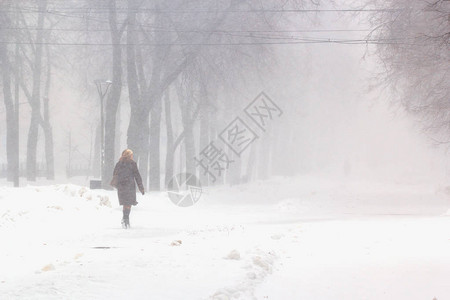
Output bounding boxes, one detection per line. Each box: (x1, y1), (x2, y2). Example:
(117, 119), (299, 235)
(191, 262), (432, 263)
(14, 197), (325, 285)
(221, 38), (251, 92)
(211, 249), (278, 300)
(0, 184), (115, 237)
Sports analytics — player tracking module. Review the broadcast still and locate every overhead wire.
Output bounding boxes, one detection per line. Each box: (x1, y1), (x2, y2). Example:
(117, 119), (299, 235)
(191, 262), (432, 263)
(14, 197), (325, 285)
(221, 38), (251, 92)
(0, 27), (373, 33)
(1, 7), (402, 14)
(0, 5), (407, 47)
(0, 39), (420, 46)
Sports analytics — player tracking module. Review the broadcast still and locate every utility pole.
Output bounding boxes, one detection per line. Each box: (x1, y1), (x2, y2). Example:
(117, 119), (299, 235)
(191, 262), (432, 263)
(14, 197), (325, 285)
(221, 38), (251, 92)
(94, 79), (112, 188)
(13, 30), (20, 187)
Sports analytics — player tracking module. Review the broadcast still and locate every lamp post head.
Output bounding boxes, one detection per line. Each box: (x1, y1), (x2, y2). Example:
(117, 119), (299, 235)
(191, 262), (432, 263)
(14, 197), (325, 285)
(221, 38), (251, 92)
(95, 79), (113, 97)
(95, 79), (112, 85)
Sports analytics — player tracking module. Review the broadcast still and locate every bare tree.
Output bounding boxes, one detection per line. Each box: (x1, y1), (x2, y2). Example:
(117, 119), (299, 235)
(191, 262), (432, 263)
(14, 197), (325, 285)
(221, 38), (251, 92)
(1, 0), (323, 187)
(0, 3), (19, 185)
(368, 0), (450, 141)
(103, 0), (126, 188)
(42, 42), (54, 180)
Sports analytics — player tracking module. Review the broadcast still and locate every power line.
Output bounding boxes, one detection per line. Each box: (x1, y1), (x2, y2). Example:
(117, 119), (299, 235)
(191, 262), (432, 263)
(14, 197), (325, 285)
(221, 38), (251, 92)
(0, 28), (375, 45)
(1, 7), (377, 40)
(9, 7), (377, 40)
(0, 6), (396, 48)
(0, 27), (372, 33)
(0, 26), (393, 47)
(1, 7), (378, 44)
(1, 8), (401, 14)
(0, 39), (419, 46)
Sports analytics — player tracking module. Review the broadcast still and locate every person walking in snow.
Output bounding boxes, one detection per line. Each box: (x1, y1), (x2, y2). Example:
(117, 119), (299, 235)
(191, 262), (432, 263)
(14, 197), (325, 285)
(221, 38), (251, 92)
(111, 149), (144, 228)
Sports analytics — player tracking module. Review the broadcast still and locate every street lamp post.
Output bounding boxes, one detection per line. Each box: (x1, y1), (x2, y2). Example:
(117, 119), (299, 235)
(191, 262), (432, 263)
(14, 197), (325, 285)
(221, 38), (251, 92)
(94, 79), (112, 188)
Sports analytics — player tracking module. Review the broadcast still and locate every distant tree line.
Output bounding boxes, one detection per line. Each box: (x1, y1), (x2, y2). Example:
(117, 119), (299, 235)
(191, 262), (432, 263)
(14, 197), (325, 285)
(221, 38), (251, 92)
(0, 0), (318, 189)
(0, 0), (55, 186)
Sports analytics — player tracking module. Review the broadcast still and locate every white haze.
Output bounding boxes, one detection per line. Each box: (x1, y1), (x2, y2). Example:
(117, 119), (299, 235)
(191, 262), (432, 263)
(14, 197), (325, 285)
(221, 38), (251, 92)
(1, 3), (447, 187)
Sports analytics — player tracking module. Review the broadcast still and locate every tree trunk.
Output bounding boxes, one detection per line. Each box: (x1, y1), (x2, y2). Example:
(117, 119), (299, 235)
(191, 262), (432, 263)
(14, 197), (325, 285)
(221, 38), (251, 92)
(146, 59), (164, 191)
(149, 95), (162, 190)
(115, 100), (121, 158)
(244, 142), (257, 183)
(198, 101), (210, 186)
(145, 4), (170, 191)
(270, 123), (282, 176)
(184, 124), (196, 176)
(257, 127), (273, 180)
(228, 151), (241, 185)
(164, 89), (174, 187)
(139, 122), (150, 189)
(42, 97), (54, 180)
(209, 105), (219, 185)
(127, 108), (149, 182)
(0, 41), (17, 183)
(178, 91), (196, 178)
(26, 113), (40, 181)
(13, 41), (20, 186)
(42, 44), (54, 180)
(125, 1), (149, 187)
(26, 0), (46, 181)
(103, 0), (123, 188)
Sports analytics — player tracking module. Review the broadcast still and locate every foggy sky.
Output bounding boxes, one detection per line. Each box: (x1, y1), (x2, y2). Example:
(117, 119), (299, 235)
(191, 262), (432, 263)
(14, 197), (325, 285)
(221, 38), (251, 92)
(0, 0), (448, 185)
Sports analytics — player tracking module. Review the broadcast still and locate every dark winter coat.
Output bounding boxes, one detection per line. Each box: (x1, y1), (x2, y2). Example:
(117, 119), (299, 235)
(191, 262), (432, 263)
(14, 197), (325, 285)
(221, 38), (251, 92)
(112, 159), (144, 206)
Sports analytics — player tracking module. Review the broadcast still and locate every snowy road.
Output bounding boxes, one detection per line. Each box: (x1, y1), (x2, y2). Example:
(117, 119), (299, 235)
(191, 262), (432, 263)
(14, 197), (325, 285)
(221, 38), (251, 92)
(1, 177), (449, 299)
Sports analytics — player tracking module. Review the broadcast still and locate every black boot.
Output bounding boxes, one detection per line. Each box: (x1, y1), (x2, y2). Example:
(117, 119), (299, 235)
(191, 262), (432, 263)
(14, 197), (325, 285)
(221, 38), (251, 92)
(121, 217), (130, 229)
(122, 206), (131, 229)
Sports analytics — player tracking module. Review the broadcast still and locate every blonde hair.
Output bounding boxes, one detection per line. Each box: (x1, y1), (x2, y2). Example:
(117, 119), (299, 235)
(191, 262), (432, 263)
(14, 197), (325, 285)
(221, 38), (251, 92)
(120, 149), (133, 161)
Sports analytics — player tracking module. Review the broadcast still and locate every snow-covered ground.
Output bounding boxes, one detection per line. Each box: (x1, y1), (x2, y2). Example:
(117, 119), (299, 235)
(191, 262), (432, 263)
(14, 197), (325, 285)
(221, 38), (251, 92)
(0, 176), (449, 299)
